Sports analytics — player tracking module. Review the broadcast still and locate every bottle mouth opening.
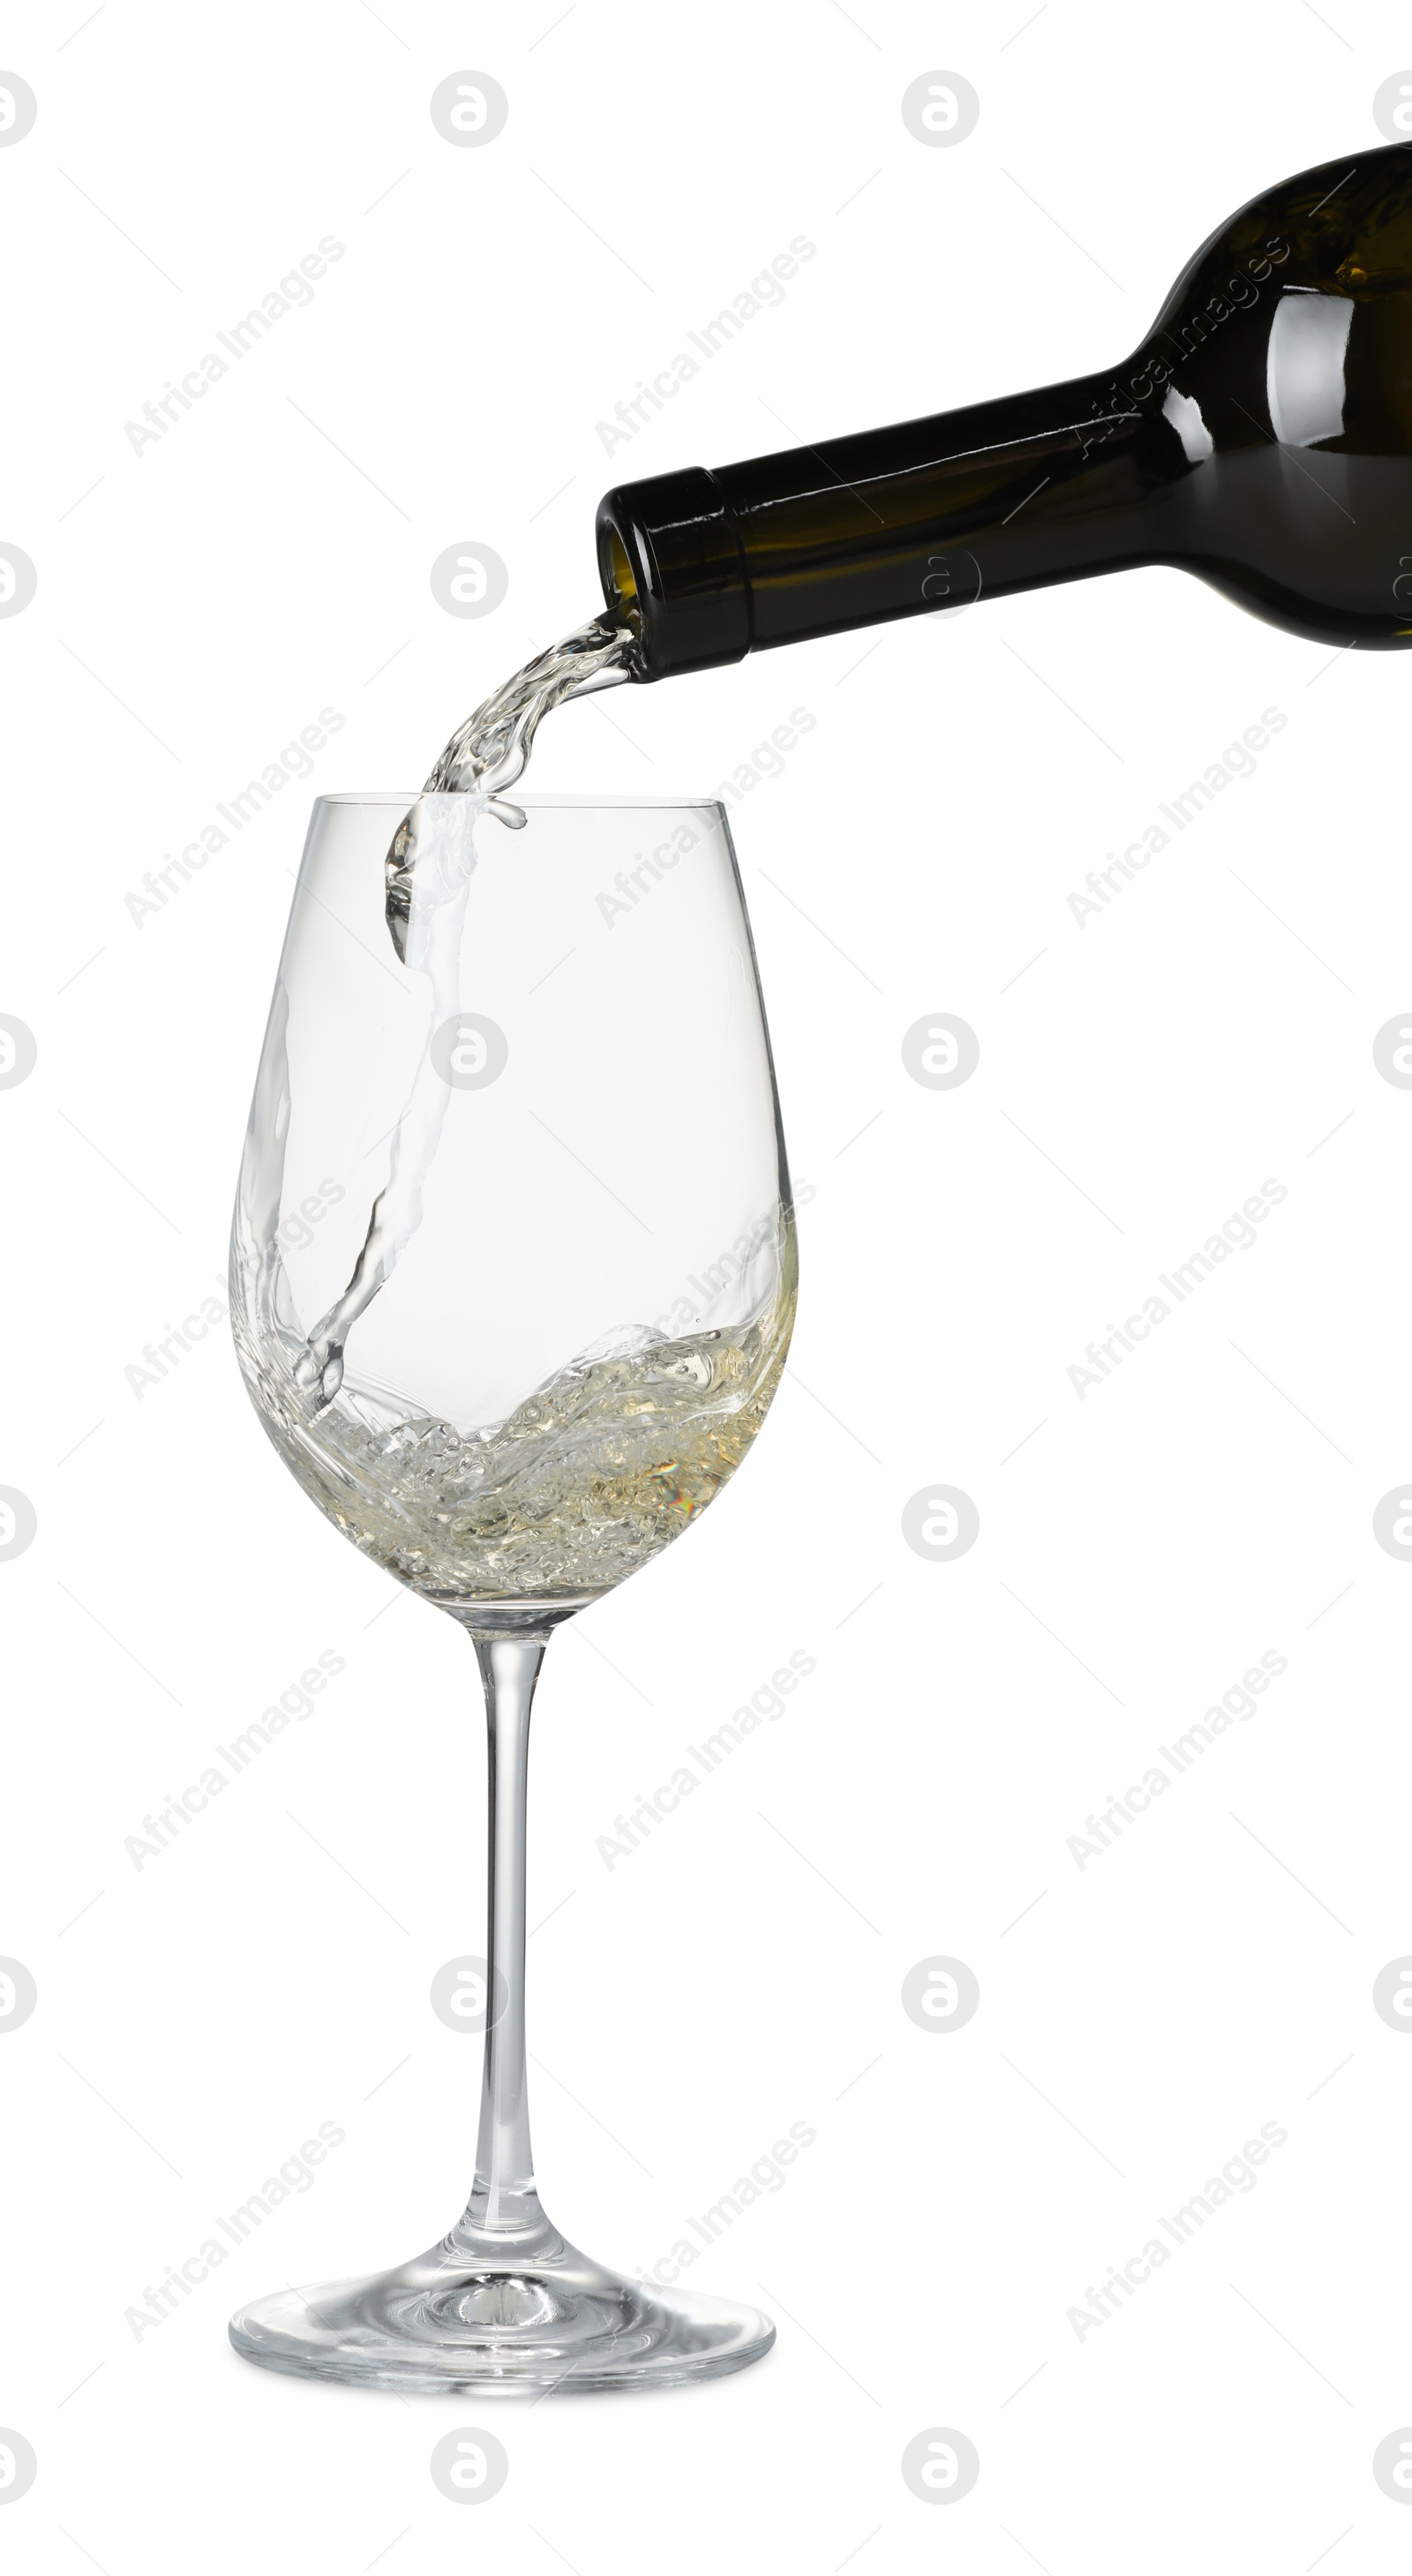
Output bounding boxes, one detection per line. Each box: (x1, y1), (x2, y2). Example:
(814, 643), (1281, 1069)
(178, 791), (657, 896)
(596, 522), (648, 675)
(602, 525), (637, 612)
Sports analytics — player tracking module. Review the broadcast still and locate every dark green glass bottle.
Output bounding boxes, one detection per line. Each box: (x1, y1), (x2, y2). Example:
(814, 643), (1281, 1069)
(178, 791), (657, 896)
(596, 144), (1412, 677)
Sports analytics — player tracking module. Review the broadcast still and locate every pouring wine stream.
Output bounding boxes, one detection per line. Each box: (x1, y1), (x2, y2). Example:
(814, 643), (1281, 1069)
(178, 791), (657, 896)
(294, 612), (633, 1405)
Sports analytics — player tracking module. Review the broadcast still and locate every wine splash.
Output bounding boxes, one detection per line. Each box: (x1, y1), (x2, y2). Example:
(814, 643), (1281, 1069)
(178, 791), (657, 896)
(262, 1290), (794, 1618)
(294, 612), (633, 1404)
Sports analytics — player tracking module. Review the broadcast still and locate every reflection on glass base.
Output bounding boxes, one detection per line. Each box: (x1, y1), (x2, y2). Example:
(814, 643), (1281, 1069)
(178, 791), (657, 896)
(228, 2226), (775, 2395)
(437, 1593), (600, 1640)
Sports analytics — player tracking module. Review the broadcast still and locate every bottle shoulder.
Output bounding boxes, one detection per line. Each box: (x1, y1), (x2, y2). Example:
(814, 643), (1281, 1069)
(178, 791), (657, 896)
(1138, 144), (1412, 450)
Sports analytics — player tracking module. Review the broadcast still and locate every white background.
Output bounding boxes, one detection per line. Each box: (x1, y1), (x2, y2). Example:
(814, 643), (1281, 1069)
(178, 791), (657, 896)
(5, 1), (1412, 2565)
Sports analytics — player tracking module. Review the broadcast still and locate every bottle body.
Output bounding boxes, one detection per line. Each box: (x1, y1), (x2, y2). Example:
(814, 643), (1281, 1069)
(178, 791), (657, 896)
(597, 145), (1412, 676)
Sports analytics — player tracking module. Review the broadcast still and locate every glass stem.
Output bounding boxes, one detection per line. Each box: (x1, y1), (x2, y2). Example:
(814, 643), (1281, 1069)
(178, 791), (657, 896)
(457, 1634), (547, 2247)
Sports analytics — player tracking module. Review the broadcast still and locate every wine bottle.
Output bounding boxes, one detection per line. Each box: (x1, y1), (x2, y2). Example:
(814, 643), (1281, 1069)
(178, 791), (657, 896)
(596, 144), (1412, 675)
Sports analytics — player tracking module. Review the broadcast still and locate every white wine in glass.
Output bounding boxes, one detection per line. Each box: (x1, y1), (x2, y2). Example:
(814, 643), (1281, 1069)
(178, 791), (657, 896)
(228, 790), (796, 2392)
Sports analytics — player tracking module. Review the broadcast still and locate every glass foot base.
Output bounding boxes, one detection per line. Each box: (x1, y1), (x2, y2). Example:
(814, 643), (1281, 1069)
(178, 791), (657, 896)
(229, 2222), (775, 2394)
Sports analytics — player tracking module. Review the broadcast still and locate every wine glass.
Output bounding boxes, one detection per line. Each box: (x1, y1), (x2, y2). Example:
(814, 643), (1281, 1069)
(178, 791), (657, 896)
(227, 791), (796, 2392)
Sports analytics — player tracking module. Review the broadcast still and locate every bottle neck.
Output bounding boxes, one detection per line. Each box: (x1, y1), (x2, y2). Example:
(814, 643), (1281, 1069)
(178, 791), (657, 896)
(597, 367), (1178, 677)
